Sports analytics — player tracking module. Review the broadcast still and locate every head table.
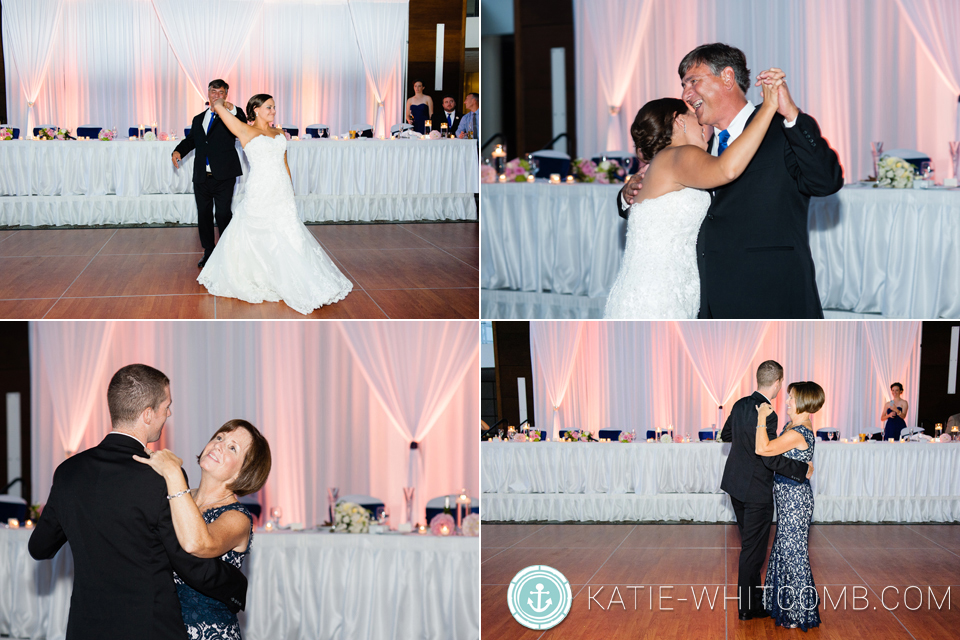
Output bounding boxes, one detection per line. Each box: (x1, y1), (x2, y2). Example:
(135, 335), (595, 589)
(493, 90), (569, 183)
(0, 138), (479, 226)
(0, 527), (479, 640)
(480, 181), (960, 319)
(480, 440), (960, 523)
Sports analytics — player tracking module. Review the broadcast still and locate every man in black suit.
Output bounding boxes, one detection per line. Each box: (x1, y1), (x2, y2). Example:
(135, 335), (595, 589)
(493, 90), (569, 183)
(172, 79), (245, 268)
(29, 364), (246, 640)
(617, 43), (843, 318)
(719, 360), (812, 621)
(439, 96), (461, 133)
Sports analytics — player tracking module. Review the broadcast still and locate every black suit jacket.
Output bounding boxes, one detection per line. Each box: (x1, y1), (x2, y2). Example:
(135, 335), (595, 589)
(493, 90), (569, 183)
(29, 433), (247, 640)
(616, 109), (843, 318)
(719, 391), (809, 504)
(173, 107), (244, 183)
(438, 111), (461, 133)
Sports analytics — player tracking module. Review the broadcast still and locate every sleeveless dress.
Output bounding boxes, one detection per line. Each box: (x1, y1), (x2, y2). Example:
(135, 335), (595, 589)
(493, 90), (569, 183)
(883, 406), (907, 440)
(197, 134), (352, 315)
(763, 425), (821, 630)
(175, 503), (253, 640)
(603, 188), (710, 319)
(410, 103), (429, 134)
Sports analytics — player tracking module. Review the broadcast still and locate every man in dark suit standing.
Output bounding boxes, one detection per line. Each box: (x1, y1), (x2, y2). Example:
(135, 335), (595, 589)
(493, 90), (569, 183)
(172, 79), (245, 268)
(29, 364), (246, 640)
(439, 95), (461, 133)
(719, 360), (813, 622)
(617, 43), (843, 318)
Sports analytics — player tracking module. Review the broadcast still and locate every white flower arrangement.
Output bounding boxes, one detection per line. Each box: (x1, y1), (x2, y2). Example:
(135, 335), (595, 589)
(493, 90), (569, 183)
(143, 131), (157, 141)
(462, 513), (480, 537)
(660, 433), (673, 443)
(874, 156), (914, 189)
(333, 501), (370, 534)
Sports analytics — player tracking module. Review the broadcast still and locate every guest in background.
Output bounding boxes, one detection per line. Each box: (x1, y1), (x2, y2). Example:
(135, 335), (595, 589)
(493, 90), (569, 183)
(880, 382), (909, 440)
(440, 96), (460, 132)
(456, 93), (479, 139)
(405, 80), (433, 134)
(948, 412), (960, 431)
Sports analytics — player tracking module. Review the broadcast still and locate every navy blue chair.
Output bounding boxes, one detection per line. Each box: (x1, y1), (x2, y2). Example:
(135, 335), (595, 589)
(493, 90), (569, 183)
(1, 125), (21, 139)
(425, 495), (479, 523)
(883, 149), (930, 173)
(33, 125), (57, 137)
(184, 127), (191, 137)
(590, 152), (639, 178)
(128, 127), (154, 138)
(530, 150), (571, 177)
(390, 123), (413, 136)
(280, 127), (298, 137)
(305, 124), (330, 138)
(338, 494), (385, 519)
(76, 125), (101, 138)
(698, 430), (716, 441)
(349, 123), (374, 139)
(0, 495), (28, 523)
(238, 499), (262, 523)
(598, 429), (621, 440)
(816, 428), (839, 441)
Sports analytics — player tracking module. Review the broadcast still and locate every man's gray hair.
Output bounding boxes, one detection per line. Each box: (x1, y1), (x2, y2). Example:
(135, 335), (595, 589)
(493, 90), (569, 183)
(679, 43), (751, 94)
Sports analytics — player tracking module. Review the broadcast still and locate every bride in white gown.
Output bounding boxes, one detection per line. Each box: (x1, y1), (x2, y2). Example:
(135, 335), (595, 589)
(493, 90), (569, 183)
(198, 94), (352, 314)
(604, 70), (783, 319)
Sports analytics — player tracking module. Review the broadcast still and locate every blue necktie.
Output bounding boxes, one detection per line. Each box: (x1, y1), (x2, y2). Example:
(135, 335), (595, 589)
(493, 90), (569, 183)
(205, 112), (216, 171)
(717, 129), (730, 156)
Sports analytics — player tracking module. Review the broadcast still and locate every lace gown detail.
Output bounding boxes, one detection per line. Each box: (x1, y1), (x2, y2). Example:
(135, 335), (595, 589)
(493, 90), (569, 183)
(197, 134), (352, 314)
(174, 503), (253, 640)
(763, 425), (821, 631)
(603, 188), (710, 319)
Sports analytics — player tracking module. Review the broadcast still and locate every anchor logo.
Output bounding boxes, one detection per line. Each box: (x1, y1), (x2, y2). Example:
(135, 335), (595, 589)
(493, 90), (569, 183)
(528, 583), (553, 613)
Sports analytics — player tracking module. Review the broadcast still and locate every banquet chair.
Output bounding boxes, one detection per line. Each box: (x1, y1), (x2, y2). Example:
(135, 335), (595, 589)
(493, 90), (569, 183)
(425, 495), (479, 523)
(390, 123), (413, 135)
(0, 495), (28, 523)
(530, 150), (572, 177)
(698, 429), (717, 441)
(76, 125), (101, 138)
(280, 127), (298, 137)
(1, 125), (21, 138)
(597, 429), (621, 440)
(898, 425), (924, 439)
(305, 124), (330, 138)
(349, 123), (374, 138)
(184, 127), (191, 137)
(338, 494), (385, 516)
(883, 148), (931, 173)
(127, 127), (154, 138)
(591, 151), (639, 177)
(815, 428), (839, 441)
(238, 497), (262, 524)
(33, 125), (57, 136)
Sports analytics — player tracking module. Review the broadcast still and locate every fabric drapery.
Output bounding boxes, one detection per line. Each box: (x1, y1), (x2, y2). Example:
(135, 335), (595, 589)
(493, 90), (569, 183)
(574, 0), (654, 151)
(0, 0), (65, 136)
(347, 0), (408, 139)
(530, 322), (584, 439)
(862, 322), (922, 402)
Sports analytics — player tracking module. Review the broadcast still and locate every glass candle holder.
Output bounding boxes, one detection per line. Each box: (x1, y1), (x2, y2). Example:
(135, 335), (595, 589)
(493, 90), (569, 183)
(549, 174), (561, 184)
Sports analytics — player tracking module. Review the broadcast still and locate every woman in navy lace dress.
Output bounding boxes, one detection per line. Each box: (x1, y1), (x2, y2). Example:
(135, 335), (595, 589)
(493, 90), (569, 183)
(755, 381), (824, 631)
(137, 419), (272, 639)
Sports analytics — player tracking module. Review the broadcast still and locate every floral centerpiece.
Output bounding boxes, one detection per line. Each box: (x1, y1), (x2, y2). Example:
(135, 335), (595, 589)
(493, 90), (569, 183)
(874, 156), (914, 189)
(527, 428), (542, 442)
(429, 130), (442, 139)
(429, 512), (455, 535)
(143, 131), (157, 141)
(481, 165), (497, 183)
(619, 430), (637, 443)
(0, 127), (14, 141)
(98, 128), (118, 141)
(562, 429), (596, 442)
(503, 157), (534, 181)
(37, 127), (71, 140)
(332, 501), (371, 533)
(158, 132), (169, 141)
(660, 433), (673, 443)
(462, 513), (480, 537)
(571, 157), (626, 184)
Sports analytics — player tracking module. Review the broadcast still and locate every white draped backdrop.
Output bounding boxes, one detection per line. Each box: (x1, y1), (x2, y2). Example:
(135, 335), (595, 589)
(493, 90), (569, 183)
(2, 0), (408, 139)
(574, 0), (960, 183)
(29, 321), (479, 527)
(530, 321), (922, 441)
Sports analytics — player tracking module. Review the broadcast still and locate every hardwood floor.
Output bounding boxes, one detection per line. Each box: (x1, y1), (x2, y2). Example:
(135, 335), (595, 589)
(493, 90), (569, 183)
(481, 523), (960, 639)
(0, 222), (478, 318)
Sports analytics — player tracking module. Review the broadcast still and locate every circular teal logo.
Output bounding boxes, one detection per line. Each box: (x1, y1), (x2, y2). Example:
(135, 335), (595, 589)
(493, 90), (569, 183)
(507, 565), (572, 630)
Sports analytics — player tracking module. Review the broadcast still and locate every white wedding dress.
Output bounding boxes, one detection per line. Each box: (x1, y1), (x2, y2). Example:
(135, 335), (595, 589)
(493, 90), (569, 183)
(603, 187), (710, 319)
(198, 134), (352, 314)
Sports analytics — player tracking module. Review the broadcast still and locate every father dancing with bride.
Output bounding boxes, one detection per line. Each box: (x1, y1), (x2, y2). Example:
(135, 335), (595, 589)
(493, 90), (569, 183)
(615, 43), (843, 319)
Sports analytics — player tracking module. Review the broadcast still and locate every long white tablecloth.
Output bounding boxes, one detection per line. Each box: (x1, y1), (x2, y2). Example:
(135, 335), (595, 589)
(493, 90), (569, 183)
(479, 182), (960, 318)
(0, 529), (479, 640)
(0, 139), (479, 225)
(481, 440), (960, 523)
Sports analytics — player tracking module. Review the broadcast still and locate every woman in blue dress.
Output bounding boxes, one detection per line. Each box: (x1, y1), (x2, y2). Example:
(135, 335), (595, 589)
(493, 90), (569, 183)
(137, 419), (272, 639)
(405, 80), (433, 134)
(755, 381), (824, 631)
(880, 382), (908, 440)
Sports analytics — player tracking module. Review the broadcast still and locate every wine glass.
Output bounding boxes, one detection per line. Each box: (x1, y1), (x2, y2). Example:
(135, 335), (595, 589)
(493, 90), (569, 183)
(270, 506), (282, 527)
(920, 161), (935, 183)
(375, 506), (386, 523)
(526, 153), (540, 178)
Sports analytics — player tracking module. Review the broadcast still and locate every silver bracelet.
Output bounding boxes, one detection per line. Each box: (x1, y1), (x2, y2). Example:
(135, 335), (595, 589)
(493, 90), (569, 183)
(167, 489), (191, 500)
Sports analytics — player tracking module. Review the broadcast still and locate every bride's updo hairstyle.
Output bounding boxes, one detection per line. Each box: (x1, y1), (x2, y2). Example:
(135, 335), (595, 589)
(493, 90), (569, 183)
(630, 97), (690, 163)
(246, 94), (274, 123)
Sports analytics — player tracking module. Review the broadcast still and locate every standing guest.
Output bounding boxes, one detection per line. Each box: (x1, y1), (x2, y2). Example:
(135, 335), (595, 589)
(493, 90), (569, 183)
(439, 96), (461, 132)
(405, 80), (434, 134)
(880, 382), (909, 440)
(456, 93), (479, 139)
(172, 79), (245, 269)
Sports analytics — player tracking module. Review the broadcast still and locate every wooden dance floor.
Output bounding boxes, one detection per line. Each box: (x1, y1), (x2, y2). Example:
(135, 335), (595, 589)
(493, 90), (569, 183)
(0, 222), (478, 319)
(482, 523), (960, 639)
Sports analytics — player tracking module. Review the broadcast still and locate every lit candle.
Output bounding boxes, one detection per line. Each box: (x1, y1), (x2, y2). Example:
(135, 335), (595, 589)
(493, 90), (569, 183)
(888, 438), (895, 443)
(499, 174), (507, 183)
(566, 175), (575, 183)
(491, 145), (506, 158)
(440, 524), (450, 536)
(526, 175), (535, 183)
(25, 520), (33, 529)
(550, 174), (561, 184)
(7, 518), (18, 529)
(265, 522), (274, 532)
(936, 423), (943, 435)
(444, 495), (450, 510)
(418, 524), (427, 534)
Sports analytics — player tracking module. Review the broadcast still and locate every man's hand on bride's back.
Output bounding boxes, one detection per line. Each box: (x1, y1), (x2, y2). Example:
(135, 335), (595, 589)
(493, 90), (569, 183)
(622, 164), (648, 205)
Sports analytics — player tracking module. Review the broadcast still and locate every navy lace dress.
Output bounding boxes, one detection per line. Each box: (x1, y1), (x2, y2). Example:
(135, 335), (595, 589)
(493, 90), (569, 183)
(174, 503), (253, 640)
(763, 425), (821, 630)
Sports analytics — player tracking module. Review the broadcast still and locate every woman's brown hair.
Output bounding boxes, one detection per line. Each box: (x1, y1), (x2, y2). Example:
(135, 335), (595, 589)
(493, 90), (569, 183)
(630, 97), (689, 162)
(199, 419), (271, 496)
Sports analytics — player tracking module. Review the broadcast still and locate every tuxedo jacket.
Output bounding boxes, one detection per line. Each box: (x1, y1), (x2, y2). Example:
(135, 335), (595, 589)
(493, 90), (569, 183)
(173, 107), (244, 183)
(438, 111), (461, 132)
(719, 391), (809, 504)
(616, 109), (843, 318)
(29, 433), (247, 640)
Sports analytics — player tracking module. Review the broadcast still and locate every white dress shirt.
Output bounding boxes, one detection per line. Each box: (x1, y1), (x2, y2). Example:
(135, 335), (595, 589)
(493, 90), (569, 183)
(201, 104), (240, 171)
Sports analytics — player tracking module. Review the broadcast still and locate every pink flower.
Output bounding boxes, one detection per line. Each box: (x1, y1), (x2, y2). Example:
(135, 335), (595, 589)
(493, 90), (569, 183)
(56, 134), (65, 140)
(429, 512), (456, 535)
(429, 130), (441, 139)
(159, 132), (169, 141)
(596, 172), (609, 184)
(481, 165), (497, 183)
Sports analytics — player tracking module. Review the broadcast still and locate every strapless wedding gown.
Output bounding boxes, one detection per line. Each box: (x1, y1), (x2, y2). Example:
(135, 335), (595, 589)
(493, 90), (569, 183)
(198, 134), (352, 314)
(603, 187), (710, 319)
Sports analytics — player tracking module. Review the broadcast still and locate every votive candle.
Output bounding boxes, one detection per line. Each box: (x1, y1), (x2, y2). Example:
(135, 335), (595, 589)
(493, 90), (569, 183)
(526, 175), (535, 183)
(550, 174), (561, 184)
(499, 174), (507, 183)
(566, 175), (575, 183)
(7, 518), (18, 529)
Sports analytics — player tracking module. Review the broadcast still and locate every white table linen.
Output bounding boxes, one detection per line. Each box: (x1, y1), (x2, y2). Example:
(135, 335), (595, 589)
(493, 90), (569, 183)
(480, 182), (960, 318)
(0, 529), (479, 640)
(481, 440), (960, 523)
(0, 139), (479, 225)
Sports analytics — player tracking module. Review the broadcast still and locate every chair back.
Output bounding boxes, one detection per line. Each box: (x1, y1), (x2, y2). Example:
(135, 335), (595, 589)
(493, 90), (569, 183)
(0, 495), (28, 522)
(350, 124), (374, 138)
(390, 123), (413, 134)
(698, 430), (716, 441)
(338, 494), (384, 515)
(281, 127), (298, 137)
(127, 127), (154, 138)
(305, 124), (329, 139)
(33, 125), (56, 136)
(77, 125), (101, 138)
(424, 495), (479, 522)
(591, 151), (639, 176)
(597, 429), (621, 441)
(184, 127), (191, 137)
(883, 148), (930, 172)
(530, 150), (572, 177)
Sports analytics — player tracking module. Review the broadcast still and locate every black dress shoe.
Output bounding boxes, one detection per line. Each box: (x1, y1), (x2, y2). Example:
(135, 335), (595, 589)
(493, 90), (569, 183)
(198, 252), (212, 268)
(738, 611), (753, 621)
(751, 609), (770, 619)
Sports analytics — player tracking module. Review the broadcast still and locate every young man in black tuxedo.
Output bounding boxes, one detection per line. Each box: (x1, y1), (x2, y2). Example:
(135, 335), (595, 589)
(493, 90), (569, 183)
(439, 95), (461, 133)
(29, 364), (246, 640)
(617, 43), (843, 318)
(172, 79), (245, 268)
(719, 360), (813, 621)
